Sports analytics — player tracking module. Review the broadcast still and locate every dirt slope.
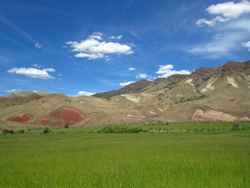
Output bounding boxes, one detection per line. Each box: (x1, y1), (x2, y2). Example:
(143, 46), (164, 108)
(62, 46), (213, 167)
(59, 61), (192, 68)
(0, 60), (249, 128)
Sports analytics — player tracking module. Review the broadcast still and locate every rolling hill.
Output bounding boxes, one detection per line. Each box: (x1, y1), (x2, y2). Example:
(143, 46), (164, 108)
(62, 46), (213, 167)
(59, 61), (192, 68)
(0, 60), (250, 128)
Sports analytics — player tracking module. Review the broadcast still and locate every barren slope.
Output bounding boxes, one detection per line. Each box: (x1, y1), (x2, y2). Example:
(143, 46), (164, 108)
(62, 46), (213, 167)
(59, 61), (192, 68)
(0, 60), (249, 128)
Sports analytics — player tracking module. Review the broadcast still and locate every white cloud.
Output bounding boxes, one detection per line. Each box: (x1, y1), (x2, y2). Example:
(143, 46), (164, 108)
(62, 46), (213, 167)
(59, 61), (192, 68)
(156, 64), (190, 78)
(222, 17), (250, 31)
(192, 1), (250, 58)
(5, 89), (39, 93)
(8, 67), (55, 79)
(110, 35), (123, 40)
(44, 68), (56, 72)
(77, 91), (95, 96)
(120, 81), (135, 87)
(6, 89), (18, 93)
(66, 32), (133, 60)
(35, 42), (42, 49)
(32, 64), (42, 68)
(189, 32), (246, 58)
(207, 0), (250, 19)
(196, 16), (229, 27)
(196, 1), (250, 27)
(243, 41), (250, 51)
(137, 73), (149, 79)
(89, 32), (103, 40)
(128, 67), (136, 71)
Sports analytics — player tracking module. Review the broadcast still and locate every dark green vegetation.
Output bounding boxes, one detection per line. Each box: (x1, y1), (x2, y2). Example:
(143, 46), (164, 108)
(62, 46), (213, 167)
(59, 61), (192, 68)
(0, 122), (250, 188)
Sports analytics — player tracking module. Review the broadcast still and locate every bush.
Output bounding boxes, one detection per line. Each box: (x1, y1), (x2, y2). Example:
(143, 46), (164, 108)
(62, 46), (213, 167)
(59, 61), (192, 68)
(98, 126), (143, 134)
(99, 127), (114, 133)
(64, 124), (69, 129)
(17, 129), (25, 134)
(1, 129), (14, 135)
(232, 122), (240, 131)
(43, 127), (51, 134)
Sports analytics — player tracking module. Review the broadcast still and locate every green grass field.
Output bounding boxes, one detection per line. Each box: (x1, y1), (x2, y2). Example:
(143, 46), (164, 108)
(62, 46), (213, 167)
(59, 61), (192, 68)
(0, 123), (250, 188)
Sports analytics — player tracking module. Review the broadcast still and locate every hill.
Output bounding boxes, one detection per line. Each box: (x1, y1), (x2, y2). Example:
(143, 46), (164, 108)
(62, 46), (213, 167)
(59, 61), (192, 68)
(0, 60), (250, 128)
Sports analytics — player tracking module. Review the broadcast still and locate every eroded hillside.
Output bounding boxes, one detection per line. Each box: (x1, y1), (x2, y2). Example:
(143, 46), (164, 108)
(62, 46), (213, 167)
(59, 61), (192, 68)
(0, 61), (250, 128)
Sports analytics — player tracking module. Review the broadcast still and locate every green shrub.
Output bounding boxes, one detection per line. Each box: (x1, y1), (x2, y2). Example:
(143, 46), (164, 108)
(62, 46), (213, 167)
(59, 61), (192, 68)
(232, 122), (240, 131)
(99, 127), (114, 133)
(43, 127), (51, 134)
(1, 129), (14, 135)
(98, 126), (143, 134)
(17, 129), (25, 134)
(64, 124), (70, 129)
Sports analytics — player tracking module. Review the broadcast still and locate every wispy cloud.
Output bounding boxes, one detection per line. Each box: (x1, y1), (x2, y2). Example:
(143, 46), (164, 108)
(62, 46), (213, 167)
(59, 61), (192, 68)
(77, 91), (95, 96)
(120, 81), (135, 87)
(7, 67), (55, 79)
(0, 14), (42, 49)
(34, 42), (42, 49)
(136, 73), (149, 79)
(196, 16), (229, 27)
(110, 35), (123, 40)
(156, 64), (190, 78)
(190, 0), (250, 58)
(5, 89), (39, 94)
(6, 89), (18, 93)
(66, 32), (133, 60)
(189, 32), (246, 58)
(128, 67), (136, 71)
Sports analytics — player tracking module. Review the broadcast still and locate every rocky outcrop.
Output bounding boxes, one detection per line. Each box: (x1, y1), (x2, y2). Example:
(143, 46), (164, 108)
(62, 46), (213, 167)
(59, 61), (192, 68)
(192, 109), (237, 122)
(7, 114), (32, 124)
(39, 107), (89, 127)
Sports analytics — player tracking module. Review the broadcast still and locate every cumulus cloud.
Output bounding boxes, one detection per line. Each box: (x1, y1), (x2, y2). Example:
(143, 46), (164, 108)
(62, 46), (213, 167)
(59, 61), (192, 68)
(128, 67), (136, 71)
(120, 81), (135, 87)
(156, 64), (190, 78)
(207, 0), (250, 19)
(191, 1), (250, 58)
(197, 0), (250, 27)
(66, 32), (133, 60)
(77, 91), (95, 96)
(7, 67), (55, 79)
(243, 41), (250, 51)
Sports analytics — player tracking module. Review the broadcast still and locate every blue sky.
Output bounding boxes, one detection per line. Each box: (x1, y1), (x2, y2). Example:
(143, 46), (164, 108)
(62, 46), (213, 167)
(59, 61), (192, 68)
(0, 0), (250, 96)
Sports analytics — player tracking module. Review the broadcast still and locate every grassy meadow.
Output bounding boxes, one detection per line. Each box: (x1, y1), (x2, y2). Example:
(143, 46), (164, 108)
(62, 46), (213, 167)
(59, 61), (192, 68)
(0, 122), (250, 188)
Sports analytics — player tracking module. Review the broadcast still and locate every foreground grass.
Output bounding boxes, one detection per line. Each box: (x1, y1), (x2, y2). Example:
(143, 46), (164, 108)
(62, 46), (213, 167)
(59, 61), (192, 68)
(0, 123), (250, 188)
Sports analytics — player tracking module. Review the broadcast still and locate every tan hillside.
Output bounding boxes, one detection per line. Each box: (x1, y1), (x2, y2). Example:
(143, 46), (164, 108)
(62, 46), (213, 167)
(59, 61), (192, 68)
(0, 60), (250, 128)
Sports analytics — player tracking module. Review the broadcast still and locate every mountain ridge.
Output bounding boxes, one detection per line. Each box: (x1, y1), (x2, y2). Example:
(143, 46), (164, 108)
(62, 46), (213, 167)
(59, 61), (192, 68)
(1, 60), (250, 128)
